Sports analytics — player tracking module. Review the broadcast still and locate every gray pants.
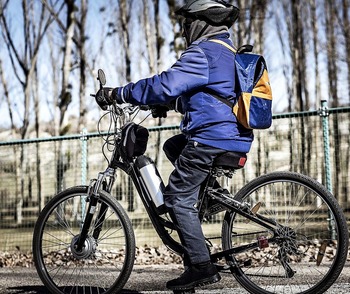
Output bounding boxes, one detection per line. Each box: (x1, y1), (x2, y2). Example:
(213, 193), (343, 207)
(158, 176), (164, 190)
(163, 134), (225, 265)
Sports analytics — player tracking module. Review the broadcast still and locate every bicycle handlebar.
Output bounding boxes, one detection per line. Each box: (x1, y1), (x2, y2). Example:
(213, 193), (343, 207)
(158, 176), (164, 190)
(91, 69), (150, 120)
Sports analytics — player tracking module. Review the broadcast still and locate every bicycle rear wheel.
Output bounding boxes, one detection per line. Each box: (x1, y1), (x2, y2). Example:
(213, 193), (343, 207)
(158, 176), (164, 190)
(33, 186), (135, 294)
(222, 171), (349, 294)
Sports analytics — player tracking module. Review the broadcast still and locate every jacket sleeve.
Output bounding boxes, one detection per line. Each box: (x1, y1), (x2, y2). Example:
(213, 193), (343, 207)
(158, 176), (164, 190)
(115, 45), (209, 105)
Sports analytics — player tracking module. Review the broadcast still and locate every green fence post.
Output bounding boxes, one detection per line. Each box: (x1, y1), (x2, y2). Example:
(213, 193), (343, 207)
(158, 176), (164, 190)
(81, 128), (88, 185)
(318, 100), (335, 239)
(318, 100), (333, 193)
(80, 128), (88, 222)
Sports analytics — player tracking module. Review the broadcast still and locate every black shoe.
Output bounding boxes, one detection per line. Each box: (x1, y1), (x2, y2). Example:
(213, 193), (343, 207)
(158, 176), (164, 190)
(166, 261), (221, 290)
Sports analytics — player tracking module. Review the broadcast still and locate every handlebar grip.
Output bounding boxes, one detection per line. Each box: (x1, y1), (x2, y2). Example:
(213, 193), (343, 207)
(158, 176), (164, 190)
(90, 94), (96, 97)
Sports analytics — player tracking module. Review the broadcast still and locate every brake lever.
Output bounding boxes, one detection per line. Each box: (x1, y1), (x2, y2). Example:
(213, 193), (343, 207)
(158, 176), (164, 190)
(139, 105), (150, 111)
(112, 102), (123, 116)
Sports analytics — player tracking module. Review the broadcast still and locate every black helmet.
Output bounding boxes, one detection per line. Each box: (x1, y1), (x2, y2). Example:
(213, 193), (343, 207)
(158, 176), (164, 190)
(176, 0), (240, 28)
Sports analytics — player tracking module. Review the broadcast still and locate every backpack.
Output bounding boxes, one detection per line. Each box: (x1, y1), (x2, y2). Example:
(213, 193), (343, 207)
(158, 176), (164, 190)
(209, 39), (273, 130)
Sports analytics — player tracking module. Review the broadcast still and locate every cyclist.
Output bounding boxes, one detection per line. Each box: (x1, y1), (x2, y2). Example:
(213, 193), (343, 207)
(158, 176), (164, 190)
(96, 0), (253, 291)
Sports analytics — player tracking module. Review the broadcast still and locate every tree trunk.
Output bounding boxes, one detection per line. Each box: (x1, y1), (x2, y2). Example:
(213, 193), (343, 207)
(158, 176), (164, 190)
(56, 0), (76, 193)
(78, 0), (88, 132)
(33, 66), (42, 212)
(0, 0), (54, 223)
(325, 0), (341, 200)
(119, 0), (133, 82)
(341, 0), (350, 205)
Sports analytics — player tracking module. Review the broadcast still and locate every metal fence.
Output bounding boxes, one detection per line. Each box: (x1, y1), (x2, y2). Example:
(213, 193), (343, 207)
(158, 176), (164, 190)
(0, 102), (349, 252)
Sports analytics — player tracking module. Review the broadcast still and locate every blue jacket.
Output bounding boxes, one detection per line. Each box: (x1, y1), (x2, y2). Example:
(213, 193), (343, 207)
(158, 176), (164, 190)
(116, 33), (254, 153)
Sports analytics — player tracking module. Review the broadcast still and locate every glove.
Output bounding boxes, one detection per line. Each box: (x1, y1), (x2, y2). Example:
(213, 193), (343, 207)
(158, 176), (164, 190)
(95, 87), (114, 110)
(150, 105), (169, 118)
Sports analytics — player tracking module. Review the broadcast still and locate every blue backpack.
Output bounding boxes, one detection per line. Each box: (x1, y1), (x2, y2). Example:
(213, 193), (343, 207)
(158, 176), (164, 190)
(209, 39), (273, 130)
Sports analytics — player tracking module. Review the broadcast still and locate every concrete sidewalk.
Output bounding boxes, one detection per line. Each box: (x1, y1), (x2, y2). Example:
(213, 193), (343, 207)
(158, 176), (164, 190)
(0, 264), (349, 294)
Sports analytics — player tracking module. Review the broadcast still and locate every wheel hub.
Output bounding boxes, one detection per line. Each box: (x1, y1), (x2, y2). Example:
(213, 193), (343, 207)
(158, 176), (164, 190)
(70, 235), (97, 260)
(276, 226), (299, 255)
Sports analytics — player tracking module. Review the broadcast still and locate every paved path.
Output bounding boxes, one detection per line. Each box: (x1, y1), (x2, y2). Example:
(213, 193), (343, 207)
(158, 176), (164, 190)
(0, 264), (349, 293)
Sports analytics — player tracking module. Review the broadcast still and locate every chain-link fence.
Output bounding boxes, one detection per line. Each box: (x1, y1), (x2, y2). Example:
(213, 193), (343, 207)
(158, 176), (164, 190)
(0, 104), (349, 252)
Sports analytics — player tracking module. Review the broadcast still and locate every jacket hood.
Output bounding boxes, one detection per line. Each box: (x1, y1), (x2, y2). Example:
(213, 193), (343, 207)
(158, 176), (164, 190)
(185, 19), (228, 45)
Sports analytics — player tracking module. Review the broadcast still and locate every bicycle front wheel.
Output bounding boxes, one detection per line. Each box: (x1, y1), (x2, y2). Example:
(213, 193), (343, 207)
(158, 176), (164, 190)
(222, 171), (349, 294)
(33, 186), (135, 294)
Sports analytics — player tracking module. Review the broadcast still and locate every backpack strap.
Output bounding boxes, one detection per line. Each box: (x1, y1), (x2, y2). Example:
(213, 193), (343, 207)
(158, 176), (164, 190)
(237, 44), (254, 53)
(206, 39), (237, 108)
(209, 39), (254, 54)
(208, 39), (237, 54)
(205, 88), (234, 108)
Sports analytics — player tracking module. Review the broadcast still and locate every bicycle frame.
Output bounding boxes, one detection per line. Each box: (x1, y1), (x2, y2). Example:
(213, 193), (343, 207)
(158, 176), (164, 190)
(77, 136), (283, 271)
(76, 110), (288, 262)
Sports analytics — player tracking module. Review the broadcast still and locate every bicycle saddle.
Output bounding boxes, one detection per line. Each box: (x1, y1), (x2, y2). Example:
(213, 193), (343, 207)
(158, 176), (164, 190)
(213, 151), (247, 169)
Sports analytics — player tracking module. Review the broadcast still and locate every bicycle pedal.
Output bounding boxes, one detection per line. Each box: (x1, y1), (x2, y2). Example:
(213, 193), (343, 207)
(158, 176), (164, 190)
(251, 202), (261, 213)
(245, 202), (261, 223)
(214, 263), (230, 271)
(316, 240), (328, 266)
(173, 289), (195, 294)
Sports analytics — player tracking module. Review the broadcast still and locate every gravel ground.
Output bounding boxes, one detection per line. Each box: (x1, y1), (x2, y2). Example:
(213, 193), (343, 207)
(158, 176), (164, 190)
(0, 263), (349, 294)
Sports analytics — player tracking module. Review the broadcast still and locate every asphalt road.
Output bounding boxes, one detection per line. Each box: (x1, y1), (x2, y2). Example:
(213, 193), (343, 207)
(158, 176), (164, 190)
(0, 264), (349, 294)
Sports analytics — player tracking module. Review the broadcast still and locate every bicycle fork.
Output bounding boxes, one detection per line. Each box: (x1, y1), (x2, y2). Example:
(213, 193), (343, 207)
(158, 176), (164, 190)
(74, 168), (116, 253)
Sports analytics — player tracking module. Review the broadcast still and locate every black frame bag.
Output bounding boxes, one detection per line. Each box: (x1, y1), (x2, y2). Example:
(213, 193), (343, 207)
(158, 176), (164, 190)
(120, 122), (149, 159)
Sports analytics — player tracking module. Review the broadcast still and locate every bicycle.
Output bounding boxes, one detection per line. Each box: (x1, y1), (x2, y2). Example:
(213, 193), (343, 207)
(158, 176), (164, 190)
(32, 69), (349, 294)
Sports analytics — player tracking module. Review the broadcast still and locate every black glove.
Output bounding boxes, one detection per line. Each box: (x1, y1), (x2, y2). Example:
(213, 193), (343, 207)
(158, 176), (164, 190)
(151, 105), (170, 118)
(95, 87), (114, 110)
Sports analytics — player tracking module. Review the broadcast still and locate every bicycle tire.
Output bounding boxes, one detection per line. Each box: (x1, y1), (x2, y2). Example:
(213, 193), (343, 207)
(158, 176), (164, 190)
(222, 171), (349, 294)
(33, 186), (135, 294)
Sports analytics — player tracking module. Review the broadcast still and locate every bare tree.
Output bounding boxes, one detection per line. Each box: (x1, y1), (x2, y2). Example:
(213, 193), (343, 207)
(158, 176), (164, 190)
(42, 0), (91, 132)
(233, 0), (270, 51)
(142, 0), (163, 166)
(309, 0), (323, 182)
(119, 0), (133, 82)
(168, 0), (184, 57)
(276, 0), (310, 174)
(310, 0), (322, 109)
(0, 59), (16, 134)
(0, 0), (54, 223)
(56, 0), (76, 193)
(0, 0), (54, 139)
(0, 58), (21, 215)
(41, 0), (77, 193)
(106, 0), (135, 210)
(143, 0), (157, 75)
(77, 0), (88, 131)
(341, 0), (350, 102)
(58, 0), (75, 133)
(339, 0), (350, 204)
(324, 0), (340, 198)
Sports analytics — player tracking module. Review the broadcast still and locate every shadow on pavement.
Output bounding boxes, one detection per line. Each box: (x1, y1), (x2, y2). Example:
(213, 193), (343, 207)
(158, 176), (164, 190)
(7, 286), (145, 294)
(5, 286), (48, 294)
